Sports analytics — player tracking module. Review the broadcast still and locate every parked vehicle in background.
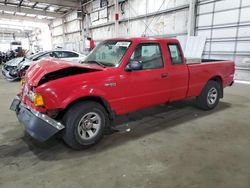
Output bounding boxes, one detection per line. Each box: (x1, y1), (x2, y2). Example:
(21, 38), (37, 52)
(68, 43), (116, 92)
(2, 52), (44, 81)
(0, 51), (3, 64)
(0, 50), (17, 64)
(2, 50), (86, 81)
(10, 38), (235, 149)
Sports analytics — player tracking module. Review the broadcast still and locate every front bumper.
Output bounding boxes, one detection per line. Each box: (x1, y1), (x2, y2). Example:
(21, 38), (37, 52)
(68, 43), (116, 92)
(10, 97), (65, 142)
(1, 66), (19, 81)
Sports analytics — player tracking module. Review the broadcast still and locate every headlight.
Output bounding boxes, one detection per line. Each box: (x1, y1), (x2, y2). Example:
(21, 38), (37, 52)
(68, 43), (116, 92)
(20, 65), (26, 70)
(9, 69), (18, 76)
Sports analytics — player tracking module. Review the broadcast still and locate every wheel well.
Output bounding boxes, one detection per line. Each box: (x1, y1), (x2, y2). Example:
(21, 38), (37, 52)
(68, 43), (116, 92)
(209, 76), (223, 98)
(56, 96), (115, 121)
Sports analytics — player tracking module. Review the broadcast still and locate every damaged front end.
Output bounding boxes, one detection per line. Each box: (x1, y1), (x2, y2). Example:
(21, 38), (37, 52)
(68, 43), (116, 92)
(38, 66), (100, 86)
(2, 65), (20, 81)
(10, 59), (103, 142)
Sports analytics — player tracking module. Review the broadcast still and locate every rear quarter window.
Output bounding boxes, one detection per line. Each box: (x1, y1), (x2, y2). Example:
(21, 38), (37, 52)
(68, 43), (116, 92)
(167, 44), (183, 65)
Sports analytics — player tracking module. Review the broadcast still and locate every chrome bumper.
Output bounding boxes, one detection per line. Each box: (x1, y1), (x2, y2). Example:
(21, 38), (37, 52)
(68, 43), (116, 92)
(10, 96), (65, 142)
(22, 102), (65, 130)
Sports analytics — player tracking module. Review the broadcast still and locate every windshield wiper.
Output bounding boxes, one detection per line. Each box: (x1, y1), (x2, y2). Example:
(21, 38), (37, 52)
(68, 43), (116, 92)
(84, 60), (106, 67)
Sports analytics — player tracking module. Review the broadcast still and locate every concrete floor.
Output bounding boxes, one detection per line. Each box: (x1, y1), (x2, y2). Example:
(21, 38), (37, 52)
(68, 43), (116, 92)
(0, 73), (250, 188)
(235, 68), (250, 81)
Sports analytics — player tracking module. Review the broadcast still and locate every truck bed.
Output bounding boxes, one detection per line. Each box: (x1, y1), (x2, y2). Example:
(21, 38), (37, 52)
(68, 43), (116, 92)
(201, 59), (226, 63)
(187, 60), (235, 97)
(186, 58), (226, 64)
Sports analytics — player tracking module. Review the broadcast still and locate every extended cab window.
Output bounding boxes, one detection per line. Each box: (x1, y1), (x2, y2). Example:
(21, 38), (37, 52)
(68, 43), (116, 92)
(130, 43), (163, 69)
(168, 44), (183, 65)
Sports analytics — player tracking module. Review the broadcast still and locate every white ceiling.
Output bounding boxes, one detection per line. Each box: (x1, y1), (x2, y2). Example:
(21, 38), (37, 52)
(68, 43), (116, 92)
(0, 0), (80, 39)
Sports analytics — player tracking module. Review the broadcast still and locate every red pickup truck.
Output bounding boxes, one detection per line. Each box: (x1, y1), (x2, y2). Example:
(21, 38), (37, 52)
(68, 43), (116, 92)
(10, 38), (235, 149)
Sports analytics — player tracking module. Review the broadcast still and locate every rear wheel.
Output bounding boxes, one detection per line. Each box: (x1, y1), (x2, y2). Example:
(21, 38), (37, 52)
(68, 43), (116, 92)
(196, 80), (221, 110)
(62, 101), (108, 150)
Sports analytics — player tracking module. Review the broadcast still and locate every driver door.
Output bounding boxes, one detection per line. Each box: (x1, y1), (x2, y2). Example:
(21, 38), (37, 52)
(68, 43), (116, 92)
(121, 42), (170, 113)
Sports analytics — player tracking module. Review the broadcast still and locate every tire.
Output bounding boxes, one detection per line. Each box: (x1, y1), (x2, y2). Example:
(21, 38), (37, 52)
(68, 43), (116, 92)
(196, 80), (221, 110)
(62, 101), (108, 150)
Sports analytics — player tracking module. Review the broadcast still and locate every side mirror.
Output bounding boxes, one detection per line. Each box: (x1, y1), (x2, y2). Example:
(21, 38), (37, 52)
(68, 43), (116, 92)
(125, 60), (142, 71)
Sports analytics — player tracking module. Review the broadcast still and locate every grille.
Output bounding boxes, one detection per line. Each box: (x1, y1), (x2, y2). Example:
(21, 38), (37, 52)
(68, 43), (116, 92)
(4, 65), (16, 71)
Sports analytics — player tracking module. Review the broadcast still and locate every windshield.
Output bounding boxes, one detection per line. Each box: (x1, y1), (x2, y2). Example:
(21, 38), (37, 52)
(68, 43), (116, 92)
(26, 52), (45, 60)
(84, 40), (131, 67)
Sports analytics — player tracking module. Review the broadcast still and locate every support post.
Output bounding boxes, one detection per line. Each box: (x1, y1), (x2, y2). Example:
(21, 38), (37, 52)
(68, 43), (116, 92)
(62, 17), (66, 48)
(114, 0), (119, 37)
(188, 0), (197, 36)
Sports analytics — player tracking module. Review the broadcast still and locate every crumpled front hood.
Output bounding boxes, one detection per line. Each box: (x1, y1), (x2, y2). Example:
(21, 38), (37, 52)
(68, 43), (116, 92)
(25, 58), (104, 86)
(18, 58), (33, 67)
(5, 57), (25, 66)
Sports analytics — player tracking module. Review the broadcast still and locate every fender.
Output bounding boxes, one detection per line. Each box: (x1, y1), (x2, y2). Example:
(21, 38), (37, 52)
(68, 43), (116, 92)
(61, 87), (108, 109)
(197, 74), (223, 97)
(61, 87), (116, 119)
(63, 95), (115, 120)
(36, 82), (116, 117)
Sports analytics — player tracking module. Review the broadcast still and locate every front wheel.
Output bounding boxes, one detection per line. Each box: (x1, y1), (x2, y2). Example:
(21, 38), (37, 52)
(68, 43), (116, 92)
(196, 80), (221, 110)
(62, 101), (108, 150)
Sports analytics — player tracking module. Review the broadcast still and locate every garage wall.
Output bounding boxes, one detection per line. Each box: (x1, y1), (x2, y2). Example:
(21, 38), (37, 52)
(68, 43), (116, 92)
(83, 0), (190, 42)
(196, 0), (250, 69)
(30, 25), (52, 52)
(50, 11), (83, 53)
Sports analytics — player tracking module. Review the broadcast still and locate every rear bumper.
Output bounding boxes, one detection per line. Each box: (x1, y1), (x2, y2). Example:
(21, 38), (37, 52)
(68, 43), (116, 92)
(10, 97), (64, 142)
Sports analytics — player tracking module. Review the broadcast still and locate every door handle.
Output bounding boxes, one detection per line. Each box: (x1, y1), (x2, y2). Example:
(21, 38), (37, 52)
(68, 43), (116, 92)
(161, 73), (168, 78)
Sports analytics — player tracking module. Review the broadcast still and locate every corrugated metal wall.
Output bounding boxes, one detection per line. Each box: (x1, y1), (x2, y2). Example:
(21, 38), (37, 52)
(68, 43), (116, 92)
(50, 11), (83, 53)
(85, 0), (190, 41)
(196, 0), (250, 68)
(50, 0), (250, 80)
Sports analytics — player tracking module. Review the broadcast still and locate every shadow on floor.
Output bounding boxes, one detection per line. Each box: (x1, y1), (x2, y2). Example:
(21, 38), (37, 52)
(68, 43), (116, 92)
(0, 100), (232, 162)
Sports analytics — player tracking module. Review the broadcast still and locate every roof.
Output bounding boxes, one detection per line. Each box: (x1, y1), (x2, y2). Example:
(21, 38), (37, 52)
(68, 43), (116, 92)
(106, 37), (179, 43)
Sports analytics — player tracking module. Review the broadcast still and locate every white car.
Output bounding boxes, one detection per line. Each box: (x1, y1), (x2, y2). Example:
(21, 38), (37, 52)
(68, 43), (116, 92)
(2, 50), (86, 81)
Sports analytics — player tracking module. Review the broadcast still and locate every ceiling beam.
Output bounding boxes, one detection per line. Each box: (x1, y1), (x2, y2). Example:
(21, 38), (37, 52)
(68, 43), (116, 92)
(0, 4), (62, 17)
(0, 13), (50, 24)
(0, 32), (28, 38)
(29, 0), (79, 8)
(0, 28), (32, 33)
(0, 23), (37, 30)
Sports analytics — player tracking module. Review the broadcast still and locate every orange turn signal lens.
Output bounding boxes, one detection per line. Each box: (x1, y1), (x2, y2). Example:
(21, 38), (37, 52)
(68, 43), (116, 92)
(20, 79), (25, 86)
(34, 93), (44, 107)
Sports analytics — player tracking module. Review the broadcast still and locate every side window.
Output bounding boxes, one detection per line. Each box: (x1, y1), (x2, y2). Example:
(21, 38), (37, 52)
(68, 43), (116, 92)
(49, 52), (58, 58)
(53, 51), (79, 58)
(37, 52), (54, 60)
(53, 51), (63, 58)
(62, 51), (79, 58)
(129, 43), (163, 70)
(167, 44), (183, 65)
